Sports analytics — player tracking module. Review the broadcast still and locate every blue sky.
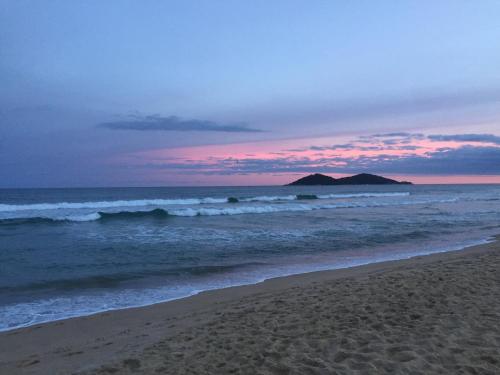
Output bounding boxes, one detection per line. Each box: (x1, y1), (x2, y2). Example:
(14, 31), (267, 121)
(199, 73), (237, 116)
(1, 1), (500, 186)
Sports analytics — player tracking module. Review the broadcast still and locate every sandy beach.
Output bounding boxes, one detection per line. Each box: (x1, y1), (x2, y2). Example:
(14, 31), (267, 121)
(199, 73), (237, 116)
(1, 238), (500, 374)
(4, 1), (500, 373)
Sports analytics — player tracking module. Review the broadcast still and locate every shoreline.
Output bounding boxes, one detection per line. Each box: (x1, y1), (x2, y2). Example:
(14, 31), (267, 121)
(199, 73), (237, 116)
(0, 234), (494, 334)
(1, 236), (499, 374)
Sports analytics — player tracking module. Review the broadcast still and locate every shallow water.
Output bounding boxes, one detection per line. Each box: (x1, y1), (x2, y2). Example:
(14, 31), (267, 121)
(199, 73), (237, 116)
(1, 184), (499, 330)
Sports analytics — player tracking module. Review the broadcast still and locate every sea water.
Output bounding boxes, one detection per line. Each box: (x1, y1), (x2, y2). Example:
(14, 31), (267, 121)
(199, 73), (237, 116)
(1, 184), (499, 331)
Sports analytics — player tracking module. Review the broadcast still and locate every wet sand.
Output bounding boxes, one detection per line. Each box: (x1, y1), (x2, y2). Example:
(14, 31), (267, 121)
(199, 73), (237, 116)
(1, 238), (500, 374)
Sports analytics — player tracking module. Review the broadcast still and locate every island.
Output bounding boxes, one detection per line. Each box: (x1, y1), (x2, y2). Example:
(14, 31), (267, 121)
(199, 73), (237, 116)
(287, 173), (412, 186)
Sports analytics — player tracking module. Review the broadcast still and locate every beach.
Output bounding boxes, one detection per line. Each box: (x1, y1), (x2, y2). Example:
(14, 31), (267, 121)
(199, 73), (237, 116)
(3, 1), (500, 373)
(1, 238), (499, 374)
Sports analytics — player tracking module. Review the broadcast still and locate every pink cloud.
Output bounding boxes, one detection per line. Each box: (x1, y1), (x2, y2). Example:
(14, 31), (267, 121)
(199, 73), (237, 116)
(111, 132), (500, 185)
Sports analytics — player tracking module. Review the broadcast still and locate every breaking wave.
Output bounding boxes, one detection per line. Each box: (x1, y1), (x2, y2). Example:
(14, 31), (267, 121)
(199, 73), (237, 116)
(0, 192), (410, 212)
(0, 197), (458, 224)
(0, 198), (228, 212)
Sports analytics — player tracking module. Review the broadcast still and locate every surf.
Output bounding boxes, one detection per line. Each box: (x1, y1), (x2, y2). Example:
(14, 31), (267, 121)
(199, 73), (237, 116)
(0, 192), (411, 212)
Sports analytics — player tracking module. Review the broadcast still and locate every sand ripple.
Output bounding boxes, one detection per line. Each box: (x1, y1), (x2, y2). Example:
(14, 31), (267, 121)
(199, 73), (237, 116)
(85, 249), (500, 374)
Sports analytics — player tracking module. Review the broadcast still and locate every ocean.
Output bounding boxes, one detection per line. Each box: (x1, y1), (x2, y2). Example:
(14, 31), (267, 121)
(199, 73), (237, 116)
(1, 184), (499, 331)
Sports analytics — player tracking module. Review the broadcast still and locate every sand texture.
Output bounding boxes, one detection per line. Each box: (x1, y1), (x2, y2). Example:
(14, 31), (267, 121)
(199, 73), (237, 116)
(1, 240), (500, 374)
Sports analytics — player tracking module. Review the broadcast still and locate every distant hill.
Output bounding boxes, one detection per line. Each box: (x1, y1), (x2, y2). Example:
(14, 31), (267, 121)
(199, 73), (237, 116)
(287, 173), (412, 186)
(288, 173), (337, 185)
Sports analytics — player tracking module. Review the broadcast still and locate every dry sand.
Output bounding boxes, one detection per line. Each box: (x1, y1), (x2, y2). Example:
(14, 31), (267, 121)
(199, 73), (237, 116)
(1, 238), (500, 374)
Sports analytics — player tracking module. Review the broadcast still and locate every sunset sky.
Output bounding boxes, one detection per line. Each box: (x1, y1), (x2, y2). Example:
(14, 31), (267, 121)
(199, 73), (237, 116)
(1, 1), (500, 187)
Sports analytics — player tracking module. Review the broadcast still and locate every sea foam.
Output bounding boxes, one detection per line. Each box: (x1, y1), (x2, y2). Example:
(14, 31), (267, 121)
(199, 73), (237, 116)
(0, 196), (460, 223)
(0, 192), (410, 212)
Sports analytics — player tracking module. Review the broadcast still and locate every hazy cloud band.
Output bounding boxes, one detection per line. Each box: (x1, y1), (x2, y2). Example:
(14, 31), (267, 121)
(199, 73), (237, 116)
(98, 115), (263, 133)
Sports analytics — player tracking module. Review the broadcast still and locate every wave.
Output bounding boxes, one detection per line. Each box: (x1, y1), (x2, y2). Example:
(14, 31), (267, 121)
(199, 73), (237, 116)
(240, 195), (297, 202)
(167, 199), (447, 217)
(0, 198), (228, 212)
(0, 197), (458, 223)
(296, 194), (319, 200)
(0, 192), (411, 213)
(317, 192), (410, 199)
(0, 209), (169, 224)
(98, 208), (169, 220)
(1, 262), (266, 294)
(241, 192), (410, 202)
(0, 235), (493, 332)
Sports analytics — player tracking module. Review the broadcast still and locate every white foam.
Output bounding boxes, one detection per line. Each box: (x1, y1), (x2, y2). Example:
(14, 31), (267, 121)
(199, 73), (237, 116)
(168, 197), (459, 217)
(0, 235), (493, 332)
(0, 192), (411, 212)
(168, 200), (419, 217)
(169, 204), (315, 217)
(317, 192), (410, 199)
(0, 196), (459, 222)
(0, 198), (228, 212)
(240, 195), (297, 202)
(57, 213), (102, 222)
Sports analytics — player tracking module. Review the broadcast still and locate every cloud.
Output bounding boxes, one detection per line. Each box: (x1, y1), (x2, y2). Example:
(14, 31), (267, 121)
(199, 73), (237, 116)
(296, 132), (500, 155)
(130, 131), (500, 180)
(289, 133), (427, 153)
(358, 133), (425, 143)
(98, 114), (263, 133)
(142, 145), (500, 176)
(428, 133), (500, 145)
(348, 145), (500, 175)
(370, 132), (422, 138)
(309, 144), (355, 151)
(309, 143), (422, 152)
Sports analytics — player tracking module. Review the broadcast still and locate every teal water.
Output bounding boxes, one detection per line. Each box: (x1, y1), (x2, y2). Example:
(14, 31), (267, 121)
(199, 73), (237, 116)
(1, 184), (499, 330)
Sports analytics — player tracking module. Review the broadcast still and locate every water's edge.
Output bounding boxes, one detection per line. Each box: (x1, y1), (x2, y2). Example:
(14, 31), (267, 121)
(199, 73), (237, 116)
(1, 235), (495, 333)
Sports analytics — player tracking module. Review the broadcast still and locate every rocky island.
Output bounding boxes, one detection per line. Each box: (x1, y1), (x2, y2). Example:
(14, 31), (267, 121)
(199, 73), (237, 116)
(287, 173), (412, 186)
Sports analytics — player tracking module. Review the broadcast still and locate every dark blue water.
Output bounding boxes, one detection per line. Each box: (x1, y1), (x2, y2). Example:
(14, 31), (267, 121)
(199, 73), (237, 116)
(1, 184), (499, 330)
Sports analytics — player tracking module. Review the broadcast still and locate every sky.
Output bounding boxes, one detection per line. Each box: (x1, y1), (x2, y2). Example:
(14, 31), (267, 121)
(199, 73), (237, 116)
(1, 0), (500, 187)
